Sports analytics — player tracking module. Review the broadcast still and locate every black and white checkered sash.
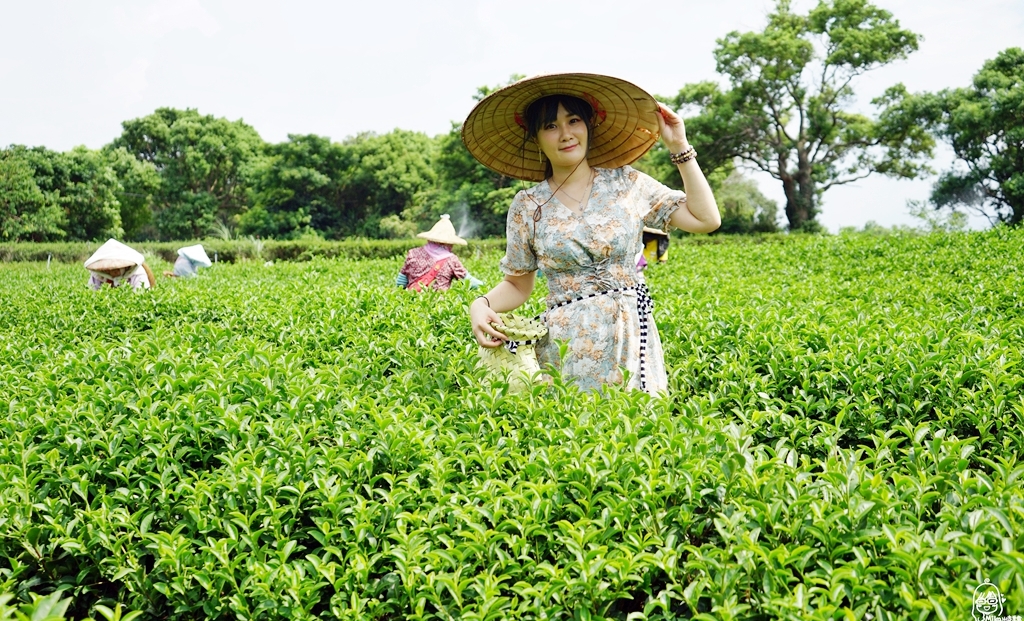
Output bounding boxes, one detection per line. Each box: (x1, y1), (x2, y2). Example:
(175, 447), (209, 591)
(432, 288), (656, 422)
(512, 282), (655, 392)
(504, 337), (538, 356)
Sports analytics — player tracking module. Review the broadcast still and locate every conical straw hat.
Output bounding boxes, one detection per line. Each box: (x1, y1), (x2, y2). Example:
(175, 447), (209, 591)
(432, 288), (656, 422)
(83, 239), (144, 271)
(417, 214), (467, 245)
(462, 73), (661, 182)
(177, 244), (212, 267)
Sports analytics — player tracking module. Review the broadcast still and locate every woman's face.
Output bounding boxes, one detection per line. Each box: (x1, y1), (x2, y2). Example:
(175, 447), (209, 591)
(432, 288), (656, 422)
(535, 103), (588, 171)
(103, 266), (130, 278)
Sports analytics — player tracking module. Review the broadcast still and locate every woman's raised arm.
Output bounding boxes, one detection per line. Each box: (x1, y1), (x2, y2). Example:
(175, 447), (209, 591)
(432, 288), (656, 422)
(657, 103), (721, 234)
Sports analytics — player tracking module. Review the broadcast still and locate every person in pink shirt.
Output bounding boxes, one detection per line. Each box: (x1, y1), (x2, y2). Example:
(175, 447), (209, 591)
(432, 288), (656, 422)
(397, 215), (480, 291)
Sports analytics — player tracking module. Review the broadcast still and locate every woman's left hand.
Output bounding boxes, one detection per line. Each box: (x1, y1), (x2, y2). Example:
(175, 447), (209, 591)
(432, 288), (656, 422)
(656, 102), (689, 153)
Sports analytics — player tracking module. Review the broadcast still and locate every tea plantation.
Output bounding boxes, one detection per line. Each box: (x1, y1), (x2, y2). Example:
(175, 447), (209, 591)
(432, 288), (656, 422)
(1, 230), (1022, 620)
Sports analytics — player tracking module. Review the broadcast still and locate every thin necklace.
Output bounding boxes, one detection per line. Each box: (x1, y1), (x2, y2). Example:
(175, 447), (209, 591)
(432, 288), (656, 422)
(529, 158), (588, 231)
(559, 169), (595, 209)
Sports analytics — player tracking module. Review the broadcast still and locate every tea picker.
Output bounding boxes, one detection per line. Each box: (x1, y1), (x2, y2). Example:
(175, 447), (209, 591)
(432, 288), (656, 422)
(84, 239), (155, 290)
(165, 244), (213, 278)
(465, 73), (721, 394)
(396, 215), (483, 292)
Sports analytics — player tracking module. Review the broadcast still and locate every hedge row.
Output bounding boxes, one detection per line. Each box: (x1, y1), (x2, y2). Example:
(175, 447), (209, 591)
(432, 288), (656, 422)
(0, 238), (510, 264)
(0, 232), (842, 265)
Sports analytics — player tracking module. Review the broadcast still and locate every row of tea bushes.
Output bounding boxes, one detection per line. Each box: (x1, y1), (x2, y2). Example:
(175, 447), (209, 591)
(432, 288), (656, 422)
(0, 229), (1021, 619)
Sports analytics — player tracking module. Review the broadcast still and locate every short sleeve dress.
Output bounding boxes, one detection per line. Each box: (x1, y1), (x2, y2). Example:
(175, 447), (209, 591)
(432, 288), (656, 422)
(500, 165), (686, 395)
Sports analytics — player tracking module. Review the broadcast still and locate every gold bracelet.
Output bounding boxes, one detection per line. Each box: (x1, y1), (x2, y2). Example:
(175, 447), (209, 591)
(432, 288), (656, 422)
(669, 146), (697, 165)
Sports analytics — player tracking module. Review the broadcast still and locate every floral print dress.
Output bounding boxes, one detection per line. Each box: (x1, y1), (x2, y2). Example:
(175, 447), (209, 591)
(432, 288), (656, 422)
(500, 166), (686, 394)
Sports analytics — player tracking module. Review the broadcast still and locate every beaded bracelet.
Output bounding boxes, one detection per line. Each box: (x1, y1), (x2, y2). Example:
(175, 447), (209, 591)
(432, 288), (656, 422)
(475, 295), (490, 308)
(669, 146), (697, 165)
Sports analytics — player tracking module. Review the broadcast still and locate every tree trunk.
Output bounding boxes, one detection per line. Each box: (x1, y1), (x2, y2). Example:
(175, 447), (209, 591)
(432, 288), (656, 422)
(780, 151), (818, 231)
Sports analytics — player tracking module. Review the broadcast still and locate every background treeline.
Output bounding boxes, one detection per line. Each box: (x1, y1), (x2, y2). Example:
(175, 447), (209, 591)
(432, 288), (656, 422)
(0, 114), (520, 244)
(0, 107), (786, 245)
(2, 1), (1021, 243)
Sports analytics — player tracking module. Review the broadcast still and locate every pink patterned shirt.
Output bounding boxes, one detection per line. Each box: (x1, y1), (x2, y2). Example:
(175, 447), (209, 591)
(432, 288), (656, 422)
(400, 245), (468, 291)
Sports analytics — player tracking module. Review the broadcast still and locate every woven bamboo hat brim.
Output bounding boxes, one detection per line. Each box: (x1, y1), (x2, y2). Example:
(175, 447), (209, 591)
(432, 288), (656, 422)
(87, 258), (137, 271)
(417, 214), (467, 245)
(462, 73), (661, 182)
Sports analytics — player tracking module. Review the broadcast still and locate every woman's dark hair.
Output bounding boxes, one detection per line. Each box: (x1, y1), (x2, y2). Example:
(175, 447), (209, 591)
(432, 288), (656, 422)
(523, 94), (595, 179)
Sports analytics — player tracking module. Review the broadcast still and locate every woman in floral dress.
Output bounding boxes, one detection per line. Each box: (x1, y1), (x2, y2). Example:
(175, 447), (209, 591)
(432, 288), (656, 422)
(464, 74), (720, 394)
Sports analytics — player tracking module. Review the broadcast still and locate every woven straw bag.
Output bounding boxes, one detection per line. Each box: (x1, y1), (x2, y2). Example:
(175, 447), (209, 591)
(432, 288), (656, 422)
(478, 313), (548, 393)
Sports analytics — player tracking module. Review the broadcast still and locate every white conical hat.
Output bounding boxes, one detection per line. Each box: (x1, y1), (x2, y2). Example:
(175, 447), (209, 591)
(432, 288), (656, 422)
(417, 214), (467, 245)
(177, 244), (212, 267)
(83, 239), (145, 271)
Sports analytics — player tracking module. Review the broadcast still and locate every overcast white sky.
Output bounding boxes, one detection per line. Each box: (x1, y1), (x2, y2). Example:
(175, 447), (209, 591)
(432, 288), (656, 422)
(2, 0), (1022, 231)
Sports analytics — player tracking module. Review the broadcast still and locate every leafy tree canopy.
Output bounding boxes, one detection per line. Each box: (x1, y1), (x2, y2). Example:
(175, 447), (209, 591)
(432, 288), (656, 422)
(240, 134), (351, 240)
(0, 145), (123, 242)
(715, 172), (782, 234)
(331, 129), (438, 239)
(102, 146), (161, 241)
(108, 108), (264, 240)
(415, 123), (518, 240)
(894, 48), (1024, 225)
(673, 0), (933, 231)
(409, 75), (525, 240)
(0, 148), (64, 242)
(57, 147), (124, 242)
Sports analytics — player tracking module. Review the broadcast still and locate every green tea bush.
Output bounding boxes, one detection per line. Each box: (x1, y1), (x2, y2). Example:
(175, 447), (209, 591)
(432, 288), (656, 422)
(0, 229), (1021, 620)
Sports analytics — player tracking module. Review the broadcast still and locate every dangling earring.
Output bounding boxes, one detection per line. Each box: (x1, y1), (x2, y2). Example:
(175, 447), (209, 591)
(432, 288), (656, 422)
(537, 145), (544, 165)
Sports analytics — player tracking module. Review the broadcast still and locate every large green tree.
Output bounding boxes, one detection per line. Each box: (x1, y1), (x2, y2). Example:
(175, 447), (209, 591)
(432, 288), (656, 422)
(55, 147), (124, 241)
(418, 123), (518, 240)
(674, 0), (933, 231)
(715, 172), (781, 234)
(0, 149), (64, 242)
(0, 145), (123, 241)
(411, 76), (524, 240)
(102, 146), (161, 240)
(109, 108), (264, 240)
(330, 130), (438, 239)
(907, 48), (1024, 225)
(239, 134), (350, 239)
